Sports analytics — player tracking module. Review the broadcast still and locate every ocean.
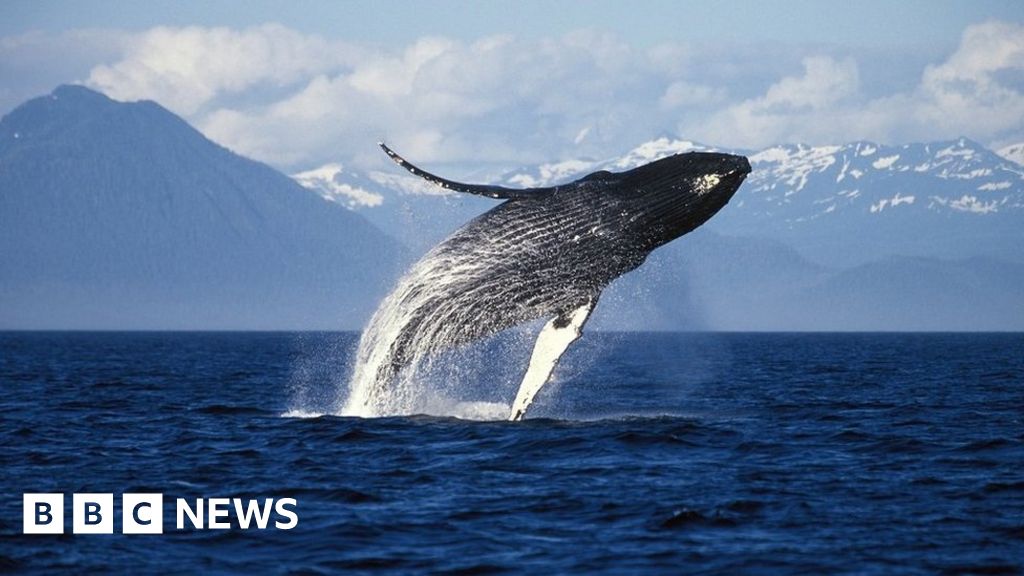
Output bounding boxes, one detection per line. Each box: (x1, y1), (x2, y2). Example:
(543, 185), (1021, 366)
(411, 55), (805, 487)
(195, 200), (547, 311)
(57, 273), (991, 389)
(1, 332), (1022, 574)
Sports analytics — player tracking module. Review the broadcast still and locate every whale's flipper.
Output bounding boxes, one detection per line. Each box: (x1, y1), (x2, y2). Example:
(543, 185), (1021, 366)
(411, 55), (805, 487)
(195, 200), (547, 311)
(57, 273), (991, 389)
(379, 142), (546, 200)
(509, 299), (596, 421)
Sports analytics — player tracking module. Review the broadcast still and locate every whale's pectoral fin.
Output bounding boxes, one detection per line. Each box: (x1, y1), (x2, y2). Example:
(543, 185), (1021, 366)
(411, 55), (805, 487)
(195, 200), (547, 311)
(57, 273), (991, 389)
(379, 142), (551, 200)
(509, 298), (597, 421)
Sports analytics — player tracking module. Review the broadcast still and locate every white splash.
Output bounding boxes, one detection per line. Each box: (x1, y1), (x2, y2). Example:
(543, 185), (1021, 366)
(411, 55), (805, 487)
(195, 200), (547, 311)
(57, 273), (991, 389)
(339, 213), (590, 420)
(339, 235), (533, 417)
(280, 409), (327, 419)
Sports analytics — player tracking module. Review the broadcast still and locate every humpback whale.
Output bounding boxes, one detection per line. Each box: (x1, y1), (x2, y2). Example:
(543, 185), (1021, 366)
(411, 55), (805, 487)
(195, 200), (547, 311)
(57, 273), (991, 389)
(344, 143), (750, 420)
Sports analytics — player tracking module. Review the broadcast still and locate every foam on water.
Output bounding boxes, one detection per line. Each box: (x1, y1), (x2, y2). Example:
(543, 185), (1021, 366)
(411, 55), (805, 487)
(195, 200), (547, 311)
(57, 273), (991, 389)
(430, 400), (512, 421)
(280, 409), (328, 419)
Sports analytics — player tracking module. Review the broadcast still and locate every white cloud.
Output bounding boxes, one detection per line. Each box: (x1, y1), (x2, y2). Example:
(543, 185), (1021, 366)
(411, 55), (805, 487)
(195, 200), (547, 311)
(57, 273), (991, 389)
(87, 24), (363, 114)
(2, 20), (1021, 169)
(691, 21), (1024, 149)
(190, 30), (665, 167)
(910, 20), (1024, 141)
(761, 56), (860, 110)
(659, 81), (726, 109)
(693, 56), (860, 149)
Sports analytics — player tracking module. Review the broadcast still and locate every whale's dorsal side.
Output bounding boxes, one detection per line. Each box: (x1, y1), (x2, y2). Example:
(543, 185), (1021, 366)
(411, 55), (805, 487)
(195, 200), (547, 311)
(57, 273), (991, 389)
(379, 142), (549, 200)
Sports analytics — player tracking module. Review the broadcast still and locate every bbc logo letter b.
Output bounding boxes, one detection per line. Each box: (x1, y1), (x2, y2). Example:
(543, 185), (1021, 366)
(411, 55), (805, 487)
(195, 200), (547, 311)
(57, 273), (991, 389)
(24, 494), (64, 534)
(73, 493), (113, 534)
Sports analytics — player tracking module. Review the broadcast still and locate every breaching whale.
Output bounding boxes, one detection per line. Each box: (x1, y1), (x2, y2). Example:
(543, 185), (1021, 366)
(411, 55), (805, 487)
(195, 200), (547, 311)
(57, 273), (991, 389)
(344, 143), (750, 420)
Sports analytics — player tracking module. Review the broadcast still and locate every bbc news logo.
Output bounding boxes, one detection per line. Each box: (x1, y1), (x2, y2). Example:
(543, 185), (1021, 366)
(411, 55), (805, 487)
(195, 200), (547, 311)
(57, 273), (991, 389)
(24, 493), (298, 534)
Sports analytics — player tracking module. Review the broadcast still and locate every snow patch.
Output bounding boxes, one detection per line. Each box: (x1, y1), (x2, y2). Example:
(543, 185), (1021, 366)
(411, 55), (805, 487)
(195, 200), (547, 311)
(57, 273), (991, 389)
(507, 159), (594, 187)
(931, 194), (1000, 214)
(997, 142), (1024, 166)
(750, 144), (838, 193)
(292, 163), (384, 209)
(545, 159), (593, 184)
(611, 137), (700, 170)
(836, 160), (850, 183)
(750, 146), (792, 164)
(872, 155), (899, 169)
(978, 181), (1011, 191)
(870, 192), (915, 213)
(935, 145), (975, 159)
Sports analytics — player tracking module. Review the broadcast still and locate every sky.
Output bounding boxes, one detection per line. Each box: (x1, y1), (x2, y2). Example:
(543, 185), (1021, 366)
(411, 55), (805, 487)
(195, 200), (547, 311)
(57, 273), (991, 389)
(2, 0), (1023, 171)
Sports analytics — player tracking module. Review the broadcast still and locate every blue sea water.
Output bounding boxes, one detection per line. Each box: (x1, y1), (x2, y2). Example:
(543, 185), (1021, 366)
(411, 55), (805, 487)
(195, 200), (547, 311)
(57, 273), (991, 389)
(1, 332), (1022, 574)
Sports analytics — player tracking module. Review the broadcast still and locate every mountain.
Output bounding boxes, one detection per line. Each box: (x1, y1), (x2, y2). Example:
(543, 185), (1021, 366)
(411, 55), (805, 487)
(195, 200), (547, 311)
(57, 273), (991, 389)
(295, 136), (1024, 330)
(497, 137), (1024, 266)
(292, 161), (495, 254)
(0, 85), (405, 329)
(3, 85), (1014, 331)
(721, 138), (1024, 266)
(998, 142), (1024, 166)
(299, 136), (1024, 265)
(796, 256), (1024, 331)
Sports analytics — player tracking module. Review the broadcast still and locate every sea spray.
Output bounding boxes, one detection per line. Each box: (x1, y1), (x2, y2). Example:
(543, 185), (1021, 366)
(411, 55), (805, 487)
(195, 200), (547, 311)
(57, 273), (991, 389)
(340, 234), (543, 417)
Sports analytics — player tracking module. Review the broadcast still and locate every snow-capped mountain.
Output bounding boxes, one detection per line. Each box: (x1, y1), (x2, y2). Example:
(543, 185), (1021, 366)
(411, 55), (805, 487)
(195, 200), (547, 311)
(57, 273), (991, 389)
(296, 135), (1024, 263)
(288, 136), (1023, 330)
(3, 85), (1017, 330)
(719, 137), (1024, 266)
(291, 159), (496, 253)
(300, 136), (1024, 222)
(292, 163), (385, 209)
(997, 142), (1024, 166)
(500, 136), (1024, 220)
(741, 138), (1024, 219)
(505, 137), (709, 188)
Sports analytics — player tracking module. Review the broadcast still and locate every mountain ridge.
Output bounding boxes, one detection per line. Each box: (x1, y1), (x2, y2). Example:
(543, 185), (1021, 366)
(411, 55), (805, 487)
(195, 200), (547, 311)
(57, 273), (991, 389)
(1, 85), (405, 330)
(292, 134), (1024, 330)
(296, 134), (1024, 265)
(1, 85), (1019, 330)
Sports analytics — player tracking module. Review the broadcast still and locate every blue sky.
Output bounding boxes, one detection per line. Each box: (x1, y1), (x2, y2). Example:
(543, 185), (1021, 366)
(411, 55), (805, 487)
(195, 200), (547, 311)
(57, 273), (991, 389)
(3, 0), (1023, 169)
(5, 0), (1020, 47)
